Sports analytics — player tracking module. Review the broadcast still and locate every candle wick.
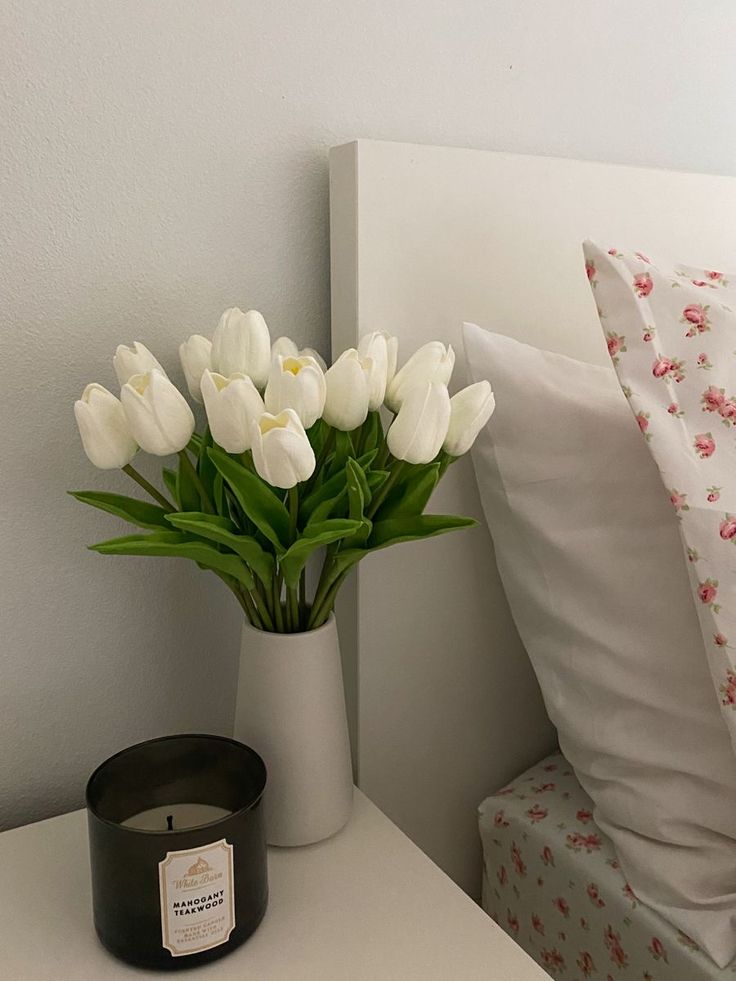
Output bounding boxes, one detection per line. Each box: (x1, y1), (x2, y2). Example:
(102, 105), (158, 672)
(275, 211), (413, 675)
(166, 814), (174, 831)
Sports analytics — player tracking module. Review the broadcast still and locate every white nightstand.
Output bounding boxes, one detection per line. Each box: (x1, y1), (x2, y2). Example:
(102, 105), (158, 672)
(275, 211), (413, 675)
(2, 788), (547, 980)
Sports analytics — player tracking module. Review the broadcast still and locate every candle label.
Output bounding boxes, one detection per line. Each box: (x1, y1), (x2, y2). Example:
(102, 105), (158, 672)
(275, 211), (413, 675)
(158, 839), (235, 956)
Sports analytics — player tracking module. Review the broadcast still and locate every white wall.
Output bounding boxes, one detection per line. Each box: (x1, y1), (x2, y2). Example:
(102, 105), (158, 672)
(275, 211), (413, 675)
(2, 0), (736, 830)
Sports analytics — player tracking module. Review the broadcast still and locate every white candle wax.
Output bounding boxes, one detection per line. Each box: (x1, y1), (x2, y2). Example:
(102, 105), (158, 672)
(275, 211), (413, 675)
(121, 803), (232, 831)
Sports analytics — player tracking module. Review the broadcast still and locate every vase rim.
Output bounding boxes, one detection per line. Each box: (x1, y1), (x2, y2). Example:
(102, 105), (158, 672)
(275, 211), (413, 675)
(241, 611), (336, 638)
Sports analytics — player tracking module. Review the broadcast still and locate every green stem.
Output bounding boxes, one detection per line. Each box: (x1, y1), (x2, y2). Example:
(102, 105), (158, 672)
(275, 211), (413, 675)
(374, 414), (395, 470)
(366, 460), (405, 519)
(299, 568), (307, 628)
(240, 587), (263, 630)
(213, 571), (260, 627)
(288, 486), (299, 540)
(310, 568), (350, 629)
(256, 577), (273, 618)
(310, 546), (337, 625)
(122, 464), (175, 511)
(178, 450), (215, 514)
(272, 576), (285, 632)
(286, 585), (299, 632)
(436, 449), (456, 480)
(284, 486), (301, 631)
(250, 587), (275, 632)
(352, 420), (366, 458)
(305, 426), (336, 495)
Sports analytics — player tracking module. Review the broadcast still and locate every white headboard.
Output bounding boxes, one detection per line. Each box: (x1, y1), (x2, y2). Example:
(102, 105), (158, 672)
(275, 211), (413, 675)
(329, 139), (736, 898)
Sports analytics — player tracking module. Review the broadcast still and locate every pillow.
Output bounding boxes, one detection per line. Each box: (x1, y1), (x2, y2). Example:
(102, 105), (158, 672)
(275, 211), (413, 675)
(463, 323), (736, 967)
(583, 242), (736, 757)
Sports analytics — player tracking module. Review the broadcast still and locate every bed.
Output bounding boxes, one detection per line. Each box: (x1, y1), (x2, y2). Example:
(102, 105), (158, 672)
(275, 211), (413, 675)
(480, 754), (731, 979)
(328, 139), (736, 976)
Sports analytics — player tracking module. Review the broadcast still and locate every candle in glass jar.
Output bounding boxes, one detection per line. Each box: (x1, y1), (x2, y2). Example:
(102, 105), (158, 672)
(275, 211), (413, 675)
(86, 734), (267, 970)
(121, 803), (232, 831)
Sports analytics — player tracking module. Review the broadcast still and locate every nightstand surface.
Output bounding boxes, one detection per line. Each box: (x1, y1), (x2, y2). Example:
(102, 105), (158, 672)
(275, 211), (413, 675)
(2, 788), (547, 980)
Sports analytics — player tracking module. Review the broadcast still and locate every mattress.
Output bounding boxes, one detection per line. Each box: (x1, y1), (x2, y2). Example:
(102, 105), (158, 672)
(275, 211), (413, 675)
(479, 752), (731, 979)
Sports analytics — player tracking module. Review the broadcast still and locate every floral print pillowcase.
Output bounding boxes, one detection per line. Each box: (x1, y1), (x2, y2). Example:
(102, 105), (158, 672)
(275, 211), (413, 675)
(584, 241), (736, 754)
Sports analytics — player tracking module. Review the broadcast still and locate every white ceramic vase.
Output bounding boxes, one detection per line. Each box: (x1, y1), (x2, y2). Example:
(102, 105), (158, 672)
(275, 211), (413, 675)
(233, 614), (353, 846)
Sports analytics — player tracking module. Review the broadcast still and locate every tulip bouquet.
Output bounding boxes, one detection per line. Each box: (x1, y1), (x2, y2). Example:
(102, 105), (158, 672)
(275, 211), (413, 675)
(72, 309), (495, 632)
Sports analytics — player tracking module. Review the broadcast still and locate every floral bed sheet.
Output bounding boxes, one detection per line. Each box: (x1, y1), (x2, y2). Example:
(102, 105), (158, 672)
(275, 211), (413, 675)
(479, 752), (732, 980)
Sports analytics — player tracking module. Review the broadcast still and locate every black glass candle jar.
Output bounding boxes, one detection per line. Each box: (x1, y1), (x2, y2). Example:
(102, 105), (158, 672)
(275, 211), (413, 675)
(86, 734), (268, 971)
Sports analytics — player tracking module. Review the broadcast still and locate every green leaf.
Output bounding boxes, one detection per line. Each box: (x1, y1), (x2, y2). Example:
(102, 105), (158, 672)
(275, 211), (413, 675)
(165, 512), (274, 586)
(377, 463), (440, 519)
(300, 469), (347, 522)
(306, 418), (328, 454)
(305, 489), (347, 525)
(187, 433), (203, 453)
(343, 517), (372, 549)
(322, 546), (367, 580)
(177, 453), (200, 512)
(360, 410), (383, 455)
(369, 514), (477, 549)
(69, 491), (172, 530)
(346, 458), (367, 520)
(356, 448), (378, 470)
(162, 468), (178, 505)
(299, 448), (379, 525)
(89, 531), (255, 589)
(213, 472), (226, 517)
(198, 428), (219, 507)
(321, 514), (477, 583)
(344, 458), (372, 547)
(209, 447), (290, 552)
(328, 429), (355, 478)
(279, 519), (362, 588)
(366, 470), (389, 495)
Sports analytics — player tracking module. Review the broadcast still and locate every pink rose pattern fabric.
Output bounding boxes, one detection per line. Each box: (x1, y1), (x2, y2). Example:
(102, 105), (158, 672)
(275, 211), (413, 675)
(480, 754), (731, 979)
(584, 242), (736, 753)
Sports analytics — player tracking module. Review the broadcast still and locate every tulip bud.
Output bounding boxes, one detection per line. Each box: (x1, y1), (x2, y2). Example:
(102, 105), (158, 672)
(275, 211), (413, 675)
(179, 334), (212, 403)
(387, 381), (451, 464)
(358, 330), (398, 405)
(121, 370), (195, 456)
(385, 342), (454, 413)
(74, 384), (138, 469)
(271, 336), (299, 361)
(265, 355), (326, 429)
(300, 346), (327, 372)
(322, 349), (371, 431)
(443, 381), (495, 456)
(212, 308), (271, 389)
(201, 370), (265, 454)
(113, 342), (166, 387)
(356, 331), (392, 410)
(251, 409), (316, 489)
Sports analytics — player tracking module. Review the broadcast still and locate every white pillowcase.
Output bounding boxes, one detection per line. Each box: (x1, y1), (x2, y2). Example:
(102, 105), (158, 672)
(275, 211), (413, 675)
(463, 323), (736, 967)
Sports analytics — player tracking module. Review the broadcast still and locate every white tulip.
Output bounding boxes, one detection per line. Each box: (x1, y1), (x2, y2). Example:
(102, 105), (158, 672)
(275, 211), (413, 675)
(113, 342), (166, 387)
(121, 370), (195, 456)
(322, 349), (371, 431)
(251, 409), (316, 489)
(179, 334), (212, 403)
(265, 355), (326, 429)
(74, 384), (138, 470)
(271, 336), (299, 361)
(201, 370), (265, 454)
(443, 381), (496, 457)
(385, 341), (454, 412)
(387, 381), (451, 464)
(300, 346), (327, 372)
(358, 331), (398, 406)
(211, 308), (271, 389)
